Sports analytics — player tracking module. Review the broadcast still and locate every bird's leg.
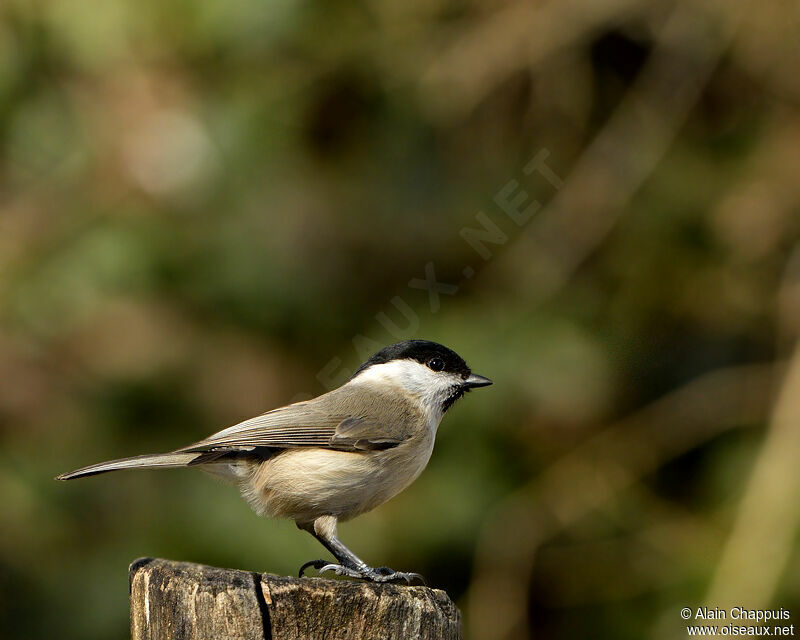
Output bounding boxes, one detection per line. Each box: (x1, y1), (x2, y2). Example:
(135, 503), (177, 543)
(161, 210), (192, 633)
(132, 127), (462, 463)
(297, 516), (425, 585)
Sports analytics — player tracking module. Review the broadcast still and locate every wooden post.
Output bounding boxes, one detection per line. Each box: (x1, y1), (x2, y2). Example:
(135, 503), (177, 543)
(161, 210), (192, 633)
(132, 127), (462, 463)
(129, 558), (462, 640)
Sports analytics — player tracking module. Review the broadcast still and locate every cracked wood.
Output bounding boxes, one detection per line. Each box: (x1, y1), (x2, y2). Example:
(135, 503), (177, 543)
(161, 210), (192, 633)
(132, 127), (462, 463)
(129, 558), (461, 640)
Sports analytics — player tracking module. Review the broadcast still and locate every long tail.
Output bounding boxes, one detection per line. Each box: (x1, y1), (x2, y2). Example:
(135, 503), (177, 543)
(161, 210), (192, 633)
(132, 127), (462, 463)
(56, 452), (200, 480)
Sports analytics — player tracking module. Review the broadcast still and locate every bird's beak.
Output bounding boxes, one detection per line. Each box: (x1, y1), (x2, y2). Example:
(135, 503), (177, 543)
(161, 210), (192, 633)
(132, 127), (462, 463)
(463, 373), (493, 388)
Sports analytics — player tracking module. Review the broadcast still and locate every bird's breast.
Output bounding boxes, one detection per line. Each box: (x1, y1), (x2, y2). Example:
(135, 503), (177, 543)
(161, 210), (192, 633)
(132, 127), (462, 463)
(242, 428), (435, 523)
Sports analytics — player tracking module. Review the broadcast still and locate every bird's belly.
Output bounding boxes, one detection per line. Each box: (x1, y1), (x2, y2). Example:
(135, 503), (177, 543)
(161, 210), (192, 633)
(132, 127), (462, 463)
(242, 437), (434, 524)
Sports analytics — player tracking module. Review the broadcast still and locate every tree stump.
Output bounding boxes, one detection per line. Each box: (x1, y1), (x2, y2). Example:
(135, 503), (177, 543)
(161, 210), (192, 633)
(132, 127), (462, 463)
(129, 558), (462, 640)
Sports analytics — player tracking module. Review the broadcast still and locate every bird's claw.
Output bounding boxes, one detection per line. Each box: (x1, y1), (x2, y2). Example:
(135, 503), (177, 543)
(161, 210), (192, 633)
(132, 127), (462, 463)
(317, 563), (365, 579)
(374, 566), (427, 586)
(299, 560), (426, 585)
(298, 559), (327, 577)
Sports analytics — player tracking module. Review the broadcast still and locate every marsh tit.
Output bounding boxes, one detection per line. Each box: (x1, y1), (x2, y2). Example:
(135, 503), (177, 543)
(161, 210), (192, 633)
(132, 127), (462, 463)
(57, 340), (492, 584)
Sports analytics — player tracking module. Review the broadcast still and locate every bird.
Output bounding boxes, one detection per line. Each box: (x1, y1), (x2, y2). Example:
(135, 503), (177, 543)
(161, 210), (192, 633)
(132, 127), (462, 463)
(57, 340), (492, 584)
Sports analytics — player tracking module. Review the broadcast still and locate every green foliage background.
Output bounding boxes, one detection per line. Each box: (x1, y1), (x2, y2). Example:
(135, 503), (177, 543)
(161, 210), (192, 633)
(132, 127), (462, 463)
(2, 0), (800, 638)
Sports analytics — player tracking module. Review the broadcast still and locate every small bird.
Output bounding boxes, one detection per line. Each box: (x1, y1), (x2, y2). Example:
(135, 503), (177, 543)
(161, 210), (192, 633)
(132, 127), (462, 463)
(58, 340), (491, 583)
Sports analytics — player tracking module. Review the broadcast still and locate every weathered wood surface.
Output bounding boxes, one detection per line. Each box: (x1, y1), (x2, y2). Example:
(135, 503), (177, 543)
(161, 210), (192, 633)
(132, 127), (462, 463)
(129, 558), (462, 640)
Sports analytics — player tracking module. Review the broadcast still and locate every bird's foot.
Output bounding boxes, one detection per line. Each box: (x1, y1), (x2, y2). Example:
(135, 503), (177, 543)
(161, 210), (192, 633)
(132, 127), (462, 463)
(298, 560), (425, 585)
(298, 559), (328, 577)
(371, 565), (427, 586)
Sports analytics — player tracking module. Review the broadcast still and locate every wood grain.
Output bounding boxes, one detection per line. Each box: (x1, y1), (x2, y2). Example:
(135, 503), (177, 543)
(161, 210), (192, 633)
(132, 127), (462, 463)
(129, 558), (461, 640)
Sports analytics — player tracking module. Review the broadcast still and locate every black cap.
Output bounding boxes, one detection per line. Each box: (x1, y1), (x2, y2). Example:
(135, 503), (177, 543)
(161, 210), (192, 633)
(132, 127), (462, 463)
(353, 340), (473, 379)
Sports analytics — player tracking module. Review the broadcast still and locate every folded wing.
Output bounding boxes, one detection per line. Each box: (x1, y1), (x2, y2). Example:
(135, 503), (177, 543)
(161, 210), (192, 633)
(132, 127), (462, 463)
(58, 389), (419, 480)
(178, 389), (416, 454)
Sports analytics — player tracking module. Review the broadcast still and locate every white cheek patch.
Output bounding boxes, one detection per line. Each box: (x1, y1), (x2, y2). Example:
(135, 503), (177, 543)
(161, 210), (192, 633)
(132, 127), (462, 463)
(353, 359), (462, 422)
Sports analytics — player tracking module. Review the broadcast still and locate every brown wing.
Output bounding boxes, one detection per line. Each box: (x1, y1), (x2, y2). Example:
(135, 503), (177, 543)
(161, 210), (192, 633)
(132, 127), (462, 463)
(177, 386), (417, 454)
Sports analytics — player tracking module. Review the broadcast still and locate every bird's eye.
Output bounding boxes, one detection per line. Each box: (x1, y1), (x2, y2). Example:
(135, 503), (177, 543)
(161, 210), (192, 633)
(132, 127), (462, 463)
(427, 357), (445, 372)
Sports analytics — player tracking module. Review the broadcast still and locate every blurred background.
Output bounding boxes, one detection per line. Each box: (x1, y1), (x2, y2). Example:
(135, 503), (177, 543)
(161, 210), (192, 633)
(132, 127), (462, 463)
(2, 0), (800, 638)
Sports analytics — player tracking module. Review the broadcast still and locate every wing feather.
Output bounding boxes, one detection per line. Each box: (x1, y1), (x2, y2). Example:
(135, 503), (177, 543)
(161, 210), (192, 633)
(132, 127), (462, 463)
(177, 389), (417, 454)
(178, 403), (339, 452)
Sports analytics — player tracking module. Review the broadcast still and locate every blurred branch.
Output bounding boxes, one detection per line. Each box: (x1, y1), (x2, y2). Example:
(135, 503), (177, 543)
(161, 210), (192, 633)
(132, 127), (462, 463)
(529, 483), (722, 607)
(466, 360), (777, 640)
(703, 249), (800, 609)
(499, 0), (749, 305)
(465, 4), (758, 632)
(701, 343), (800, 605)
(420, 0), (649, 121)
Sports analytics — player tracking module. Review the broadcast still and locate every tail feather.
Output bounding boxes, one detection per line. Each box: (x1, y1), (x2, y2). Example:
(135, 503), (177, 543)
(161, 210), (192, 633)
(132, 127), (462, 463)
(56, 452), (200, 481)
